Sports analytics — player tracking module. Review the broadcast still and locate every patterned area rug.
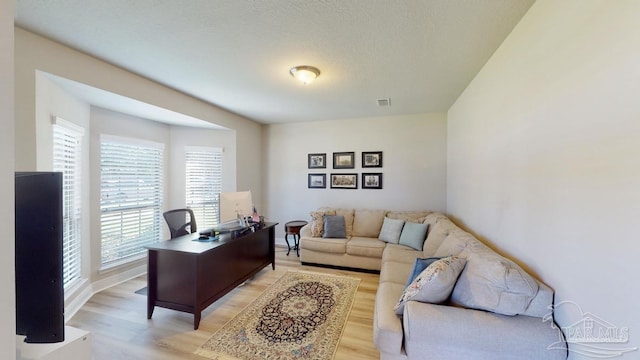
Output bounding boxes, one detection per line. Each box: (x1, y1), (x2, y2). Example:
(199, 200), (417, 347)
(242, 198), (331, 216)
(195, 271), (360, 360)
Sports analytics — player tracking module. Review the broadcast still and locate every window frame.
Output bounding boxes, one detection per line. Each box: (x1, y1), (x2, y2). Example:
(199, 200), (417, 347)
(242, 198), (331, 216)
(99, 135), (164, 269)
(52, 116), (84, 289)
(185, 146), (223, 229)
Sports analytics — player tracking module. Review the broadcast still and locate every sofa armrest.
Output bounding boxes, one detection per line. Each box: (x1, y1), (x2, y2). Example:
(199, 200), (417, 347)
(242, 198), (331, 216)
(403, 301), (567, 360)
(300, 223), (312, 238)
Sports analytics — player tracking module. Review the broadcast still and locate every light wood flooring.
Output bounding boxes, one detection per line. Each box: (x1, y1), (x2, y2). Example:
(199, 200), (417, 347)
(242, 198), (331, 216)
(68, 246), (381, 359)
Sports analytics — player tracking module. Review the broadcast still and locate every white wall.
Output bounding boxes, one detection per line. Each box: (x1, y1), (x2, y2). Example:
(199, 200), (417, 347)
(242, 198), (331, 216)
(447, 1), (640, 358)
(264, 113), (447, 240)
(1, 1), (15, 359)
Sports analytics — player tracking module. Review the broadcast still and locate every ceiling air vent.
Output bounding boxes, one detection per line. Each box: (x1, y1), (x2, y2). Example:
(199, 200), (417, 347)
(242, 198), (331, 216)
(377, 98), (391, 107)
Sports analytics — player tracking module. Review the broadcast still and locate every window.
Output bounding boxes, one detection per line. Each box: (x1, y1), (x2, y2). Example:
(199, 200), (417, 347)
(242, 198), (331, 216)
(185, 147), (223, 229)
(100, 136), (164, 267)
(52, 117), (84, 289)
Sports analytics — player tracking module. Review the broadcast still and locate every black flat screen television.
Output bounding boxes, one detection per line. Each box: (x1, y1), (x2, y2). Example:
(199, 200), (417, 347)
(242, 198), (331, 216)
(15, 172), (65, 343)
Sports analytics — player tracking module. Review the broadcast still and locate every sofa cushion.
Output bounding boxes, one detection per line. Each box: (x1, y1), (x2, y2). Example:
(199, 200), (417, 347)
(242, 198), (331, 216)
(300, 236), (346, 254)
(381, 244), (422, 264)
(386, 210), (431, 223)
(323, 215), (346, 238)
(394, 256), (467, 315)
(352, 209), (386, 237)
(378, 217), (405, 244)
(374, 282), (406, 355)
(346, 237), (386, 258)
(433, 230), (480, 257)
(380, 260), (414, 285)
(399, 222), (429, 250)
(335, 208), (355, 237)
(422, 217), (460, 256)
(451, 248), (540, 316)
(309, 210), (336, 237)
(421, 212), (449, 232)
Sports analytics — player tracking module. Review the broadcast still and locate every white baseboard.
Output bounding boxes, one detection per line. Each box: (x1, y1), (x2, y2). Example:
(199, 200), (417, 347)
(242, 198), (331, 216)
(91, 263), (147, 295)
(64, 285), (93, 322)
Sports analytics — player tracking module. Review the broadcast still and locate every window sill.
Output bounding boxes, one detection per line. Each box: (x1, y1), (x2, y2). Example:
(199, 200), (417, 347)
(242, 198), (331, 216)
(98, 254), (147, 275)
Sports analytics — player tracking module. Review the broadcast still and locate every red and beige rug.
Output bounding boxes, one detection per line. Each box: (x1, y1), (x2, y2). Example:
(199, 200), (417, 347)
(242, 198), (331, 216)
(195, 271), (360, 360)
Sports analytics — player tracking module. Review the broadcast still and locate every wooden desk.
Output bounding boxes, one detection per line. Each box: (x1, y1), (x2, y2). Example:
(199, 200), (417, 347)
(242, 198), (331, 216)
(146, 222), (277, 329)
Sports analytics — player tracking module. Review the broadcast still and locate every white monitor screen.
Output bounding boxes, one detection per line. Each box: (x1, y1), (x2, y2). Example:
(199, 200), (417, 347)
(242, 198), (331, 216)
(219, 190), (253, 223)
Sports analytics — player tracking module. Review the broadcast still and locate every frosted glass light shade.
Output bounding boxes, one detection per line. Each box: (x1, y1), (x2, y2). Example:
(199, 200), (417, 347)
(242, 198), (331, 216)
(290, 66), (320, 84)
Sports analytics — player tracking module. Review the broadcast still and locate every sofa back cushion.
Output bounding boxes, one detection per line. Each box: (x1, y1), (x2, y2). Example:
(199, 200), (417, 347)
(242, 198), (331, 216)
(422, 217), (460, 256)
(352, 209), (387, 237)
(450, 246), (541, 317)
(433, 229), (482, 257)
(386, 210), (431, 223)
(432, 224), (551, 318)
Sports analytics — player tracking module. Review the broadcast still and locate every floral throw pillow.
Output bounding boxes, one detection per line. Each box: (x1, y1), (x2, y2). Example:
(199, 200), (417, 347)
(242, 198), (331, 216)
(309, 210), (336, 237)
(394, 256), (467, 315)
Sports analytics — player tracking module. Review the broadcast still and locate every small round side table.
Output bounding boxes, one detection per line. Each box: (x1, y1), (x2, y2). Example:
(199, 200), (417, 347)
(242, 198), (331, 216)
(284, 220), (307, 257)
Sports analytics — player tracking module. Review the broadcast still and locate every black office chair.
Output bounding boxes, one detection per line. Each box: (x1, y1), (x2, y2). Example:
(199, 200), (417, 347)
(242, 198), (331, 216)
(163, 208), (197, 238)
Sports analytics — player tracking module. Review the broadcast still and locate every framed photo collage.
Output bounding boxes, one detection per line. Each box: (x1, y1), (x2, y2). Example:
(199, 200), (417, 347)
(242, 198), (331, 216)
(307, 151), (382, 190)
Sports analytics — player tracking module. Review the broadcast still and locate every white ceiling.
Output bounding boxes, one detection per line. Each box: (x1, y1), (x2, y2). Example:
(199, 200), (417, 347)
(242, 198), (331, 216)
(15, 0), (535, 125)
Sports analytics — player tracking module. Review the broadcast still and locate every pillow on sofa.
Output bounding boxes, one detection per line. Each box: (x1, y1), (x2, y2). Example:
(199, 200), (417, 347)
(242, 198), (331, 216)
(310, 210), (336, 237)
(323, 215), (346, 238)
(378, 217), (405, 244)
(404, 257), (442, 288)
(394, 256), (467, 315)
(398, 222), (429, 250)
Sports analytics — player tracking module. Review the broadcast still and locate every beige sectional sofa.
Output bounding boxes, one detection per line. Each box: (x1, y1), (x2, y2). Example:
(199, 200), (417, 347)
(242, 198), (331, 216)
(299, 208), (567, 360)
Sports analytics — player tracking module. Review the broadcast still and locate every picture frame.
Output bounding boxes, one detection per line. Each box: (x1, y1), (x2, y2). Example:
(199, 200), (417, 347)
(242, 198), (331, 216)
(362, 173), (383, 189)
(330, 173), (358, 189)
(308, 153), (326, 169)
(308, 173), (326, 189)
(333, 152), (355, 169)
(362, 151), (383, 168)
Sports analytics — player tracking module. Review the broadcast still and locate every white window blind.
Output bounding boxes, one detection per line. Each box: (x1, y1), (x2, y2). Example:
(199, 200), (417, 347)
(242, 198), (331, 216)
(100, 136), (164, 267)
(185, 147), (223, 229)
(52, 117), (84, 289)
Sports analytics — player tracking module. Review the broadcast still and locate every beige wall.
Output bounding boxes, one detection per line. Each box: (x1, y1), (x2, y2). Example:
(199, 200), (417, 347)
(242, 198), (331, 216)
(448, 0), (640, 357)
(263, 113), (447, 241)
(1, 1), (15, 359)
(14, 27), (263, 204)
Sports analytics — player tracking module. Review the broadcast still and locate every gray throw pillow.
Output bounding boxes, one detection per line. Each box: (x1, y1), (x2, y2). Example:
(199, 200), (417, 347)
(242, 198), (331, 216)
(378, 217), (405, 244)
(323, 215), (346, 238)
(399, 222), (429, 250)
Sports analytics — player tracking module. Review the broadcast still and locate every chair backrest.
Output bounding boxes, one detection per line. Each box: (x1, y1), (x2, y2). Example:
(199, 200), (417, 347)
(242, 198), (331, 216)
(163, 208), (197, 239)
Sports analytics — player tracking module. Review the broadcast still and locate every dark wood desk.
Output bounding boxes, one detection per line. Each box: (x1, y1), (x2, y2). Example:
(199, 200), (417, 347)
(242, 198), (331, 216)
(146, 222), (277, 329)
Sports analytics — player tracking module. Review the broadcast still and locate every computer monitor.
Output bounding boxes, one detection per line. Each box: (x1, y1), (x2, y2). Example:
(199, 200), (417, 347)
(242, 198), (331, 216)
(219, 190), (253, 224)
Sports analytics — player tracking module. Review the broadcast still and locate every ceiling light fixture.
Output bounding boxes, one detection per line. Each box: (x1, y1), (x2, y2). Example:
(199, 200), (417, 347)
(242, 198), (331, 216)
(290, 65), (320, 85)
